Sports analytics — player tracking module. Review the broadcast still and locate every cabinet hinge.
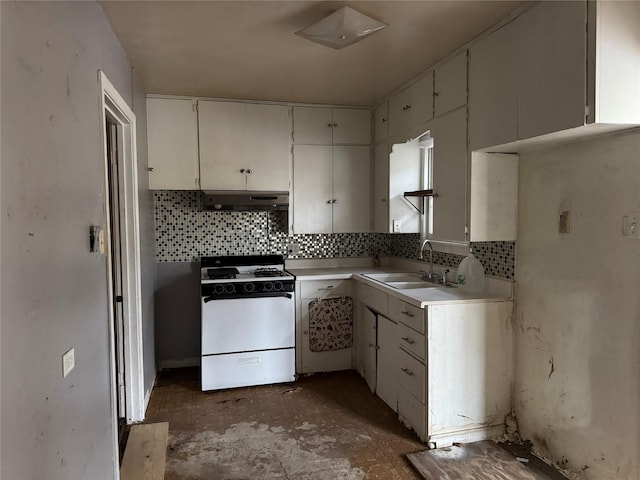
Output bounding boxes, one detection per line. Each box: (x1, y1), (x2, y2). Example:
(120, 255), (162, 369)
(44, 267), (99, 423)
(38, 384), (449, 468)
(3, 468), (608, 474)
(193, 101), (198, 112)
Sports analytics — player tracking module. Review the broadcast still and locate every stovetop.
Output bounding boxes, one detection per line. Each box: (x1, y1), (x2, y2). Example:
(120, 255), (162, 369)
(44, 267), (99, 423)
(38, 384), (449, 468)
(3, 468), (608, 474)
(200, 255), (294, 284)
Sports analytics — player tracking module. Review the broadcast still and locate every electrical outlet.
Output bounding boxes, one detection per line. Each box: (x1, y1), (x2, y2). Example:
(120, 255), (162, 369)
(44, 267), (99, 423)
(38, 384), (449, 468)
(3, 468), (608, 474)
(393, 219), (402, 233)
(559, 211), (570, 234)
(62, 348), (75, 377)
(287, 243), (300, 256)
(623, 214), (640, 239)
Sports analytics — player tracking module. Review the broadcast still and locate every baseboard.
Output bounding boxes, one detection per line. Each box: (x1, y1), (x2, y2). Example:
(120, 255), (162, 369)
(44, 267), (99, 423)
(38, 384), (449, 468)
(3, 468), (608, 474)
(158, 357), (201, 371)
(143, 373), (156, 413)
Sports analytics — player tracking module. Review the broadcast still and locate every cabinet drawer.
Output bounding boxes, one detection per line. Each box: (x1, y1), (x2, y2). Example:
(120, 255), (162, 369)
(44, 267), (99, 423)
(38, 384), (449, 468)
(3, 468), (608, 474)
(299, 279), (351, 299)
(388, 296), (425, 333)
(355, 282), (388, 315)
(398, 322), (425, 360)
(398, 349), (425, 403)
(398, 388), (426, 440)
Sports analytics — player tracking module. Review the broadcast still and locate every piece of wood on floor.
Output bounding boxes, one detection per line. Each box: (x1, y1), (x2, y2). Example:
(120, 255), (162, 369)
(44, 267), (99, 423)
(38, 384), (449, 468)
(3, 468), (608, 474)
(407, 440), (557, 480)
(120, 422), (169, 480)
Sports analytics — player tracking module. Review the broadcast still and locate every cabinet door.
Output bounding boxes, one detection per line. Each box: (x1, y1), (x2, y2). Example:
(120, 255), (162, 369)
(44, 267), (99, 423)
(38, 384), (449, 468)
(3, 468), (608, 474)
(517, 1), (586, 139)
(293, 106), (333, 144)
(146, 97), (199, 190)
(434, 51), (468, 117)
(388, 141), (421, 234)
(468, 21), (518, 150)
(332, 146), (371, 233)
(292, 145), (333, 233)
(376, 315), (398, 412)
(374, 102), (389, 143)
(332, 108), (371, 145)
(198, 101), (246, 190)
(373, 141), (389, 233)
(299, 297), (353, 374)
(363, 308), (377, 394)
(408, 73), (434, 130)
(431, 107), (467, 242)
(388, 87), (410, 139)
(244, 103), (291, 191)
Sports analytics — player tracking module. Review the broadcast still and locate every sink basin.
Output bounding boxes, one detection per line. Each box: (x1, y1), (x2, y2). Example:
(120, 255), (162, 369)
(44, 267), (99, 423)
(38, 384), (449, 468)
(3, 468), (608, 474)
(362, 273), (440, 289)
(386, 281), (440, 289)
(363, 272), (424, 283)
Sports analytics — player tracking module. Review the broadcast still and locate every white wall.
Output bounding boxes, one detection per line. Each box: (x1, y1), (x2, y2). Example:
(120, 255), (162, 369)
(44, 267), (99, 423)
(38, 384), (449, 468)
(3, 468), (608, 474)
(1, 2), (154, 479)
(516, 129), (640, 479)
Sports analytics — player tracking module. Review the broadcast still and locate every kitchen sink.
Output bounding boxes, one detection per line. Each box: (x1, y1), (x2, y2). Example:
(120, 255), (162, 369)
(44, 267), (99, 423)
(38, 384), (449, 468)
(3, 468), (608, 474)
(362, 272), (425, 283)
(386, 281), (440, 289)
(362, 273), (440, 289)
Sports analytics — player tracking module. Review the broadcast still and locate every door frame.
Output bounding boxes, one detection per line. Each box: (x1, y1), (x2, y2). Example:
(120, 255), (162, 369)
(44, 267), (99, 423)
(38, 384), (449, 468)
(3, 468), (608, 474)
(98, 72), (145, 435)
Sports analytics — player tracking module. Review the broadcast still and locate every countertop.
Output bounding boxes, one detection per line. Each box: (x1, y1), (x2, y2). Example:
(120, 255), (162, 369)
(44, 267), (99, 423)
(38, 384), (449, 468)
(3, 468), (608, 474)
(287, 266), (513, 308)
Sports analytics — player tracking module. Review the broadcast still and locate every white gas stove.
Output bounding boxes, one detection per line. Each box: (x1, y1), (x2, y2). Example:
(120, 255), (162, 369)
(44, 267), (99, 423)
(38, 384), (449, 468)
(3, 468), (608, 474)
(200, 255), (296, 391)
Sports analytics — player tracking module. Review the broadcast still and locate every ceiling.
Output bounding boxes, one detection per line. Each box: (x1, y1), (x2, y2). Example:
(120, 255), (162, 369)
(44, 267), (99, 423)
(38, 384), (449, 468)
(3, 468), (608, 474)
(100, 1), (528, 106)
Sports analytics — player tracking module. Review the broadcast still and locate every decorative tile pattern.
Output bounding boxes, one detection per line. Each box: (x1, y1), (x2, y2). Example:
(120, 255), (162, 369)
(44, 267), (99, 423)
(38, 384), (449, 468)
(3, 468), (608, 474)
(154, 191), (390, 262)
(389, 234), (516, 279)
(154, 191), (516, 279)
(471, 241), (516, 280)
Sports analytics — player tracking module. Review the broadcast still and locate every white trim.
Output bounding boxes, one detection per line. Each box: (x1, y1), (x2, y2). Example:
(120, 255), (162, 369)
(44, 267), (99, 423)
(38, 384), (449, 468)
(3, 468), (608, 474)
(98, 71), (145, 479)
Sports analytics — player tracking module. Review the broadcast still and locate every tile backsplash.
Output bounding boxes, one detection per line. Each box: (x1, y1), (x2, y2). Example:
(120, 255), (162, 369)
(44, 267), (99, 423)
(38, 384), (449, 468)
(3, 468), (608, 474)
(154, 191), (515, 279)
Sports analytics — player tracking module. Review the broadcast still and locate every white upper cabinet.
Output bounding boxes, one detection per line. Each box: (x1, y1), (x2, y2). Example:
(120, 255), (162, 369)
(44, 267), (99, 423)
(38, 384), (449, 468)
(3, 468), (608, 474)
(291, 107), (333, 145)
(292, 106), (372, 234)
(293, 106), (371, 145)
(373, 141), (389, 233)
(516, 1), (587, 140)
(146, 97), (200, 190)
(198, 101), (291, 191)
(467, 0), (640, 152)
(292, 145), (333, 234)
(293, 145), (370, 234)
(388, 73), (434, 141)
(434, 51), (468, 117)
(332, 146), (371, 233)
(430, 107), (467, 242)
(332, 108), (372, 145)
(374, 102), (389, 143)
(468, 20), (518, 151)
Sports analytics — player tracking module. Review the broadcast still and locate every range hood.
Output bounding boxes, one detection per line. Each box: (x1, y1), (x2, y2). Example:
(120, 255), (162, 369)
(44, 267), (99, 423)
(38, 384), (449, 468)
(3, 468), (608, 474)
(202, 191), (289, 211)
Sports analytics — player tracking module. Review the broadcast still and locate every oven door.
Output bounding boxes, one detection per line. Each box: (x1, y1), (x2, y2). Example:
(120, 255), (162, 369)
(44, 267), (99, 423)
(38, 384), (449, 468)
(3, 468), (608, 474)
(201, 295), (295, 355)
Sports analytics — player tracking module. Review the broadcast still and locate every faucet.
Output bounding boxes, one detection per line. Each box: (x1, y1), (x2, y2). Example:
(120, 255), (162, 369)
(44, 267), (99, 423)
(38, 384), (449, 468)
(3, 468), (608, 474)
(418, 239), (435, 281)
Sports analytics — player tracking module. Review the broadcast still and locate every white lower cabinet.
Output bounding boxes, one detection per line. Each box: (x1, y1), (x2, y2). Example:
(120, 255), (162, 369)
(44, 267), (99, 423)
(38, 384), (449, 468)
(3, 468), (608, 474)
(375, 315), (398, 412)
(355, 281), (514, 447)
(296, 279), (353, 374)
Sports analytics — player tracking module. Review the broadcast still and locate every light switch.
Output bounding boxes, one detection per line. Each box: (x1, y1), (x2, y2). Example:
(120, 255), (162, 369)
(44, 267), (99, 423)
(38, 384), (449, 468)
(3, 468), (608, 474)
(62, 348), (75, 377)
(393, 219), (402, 233)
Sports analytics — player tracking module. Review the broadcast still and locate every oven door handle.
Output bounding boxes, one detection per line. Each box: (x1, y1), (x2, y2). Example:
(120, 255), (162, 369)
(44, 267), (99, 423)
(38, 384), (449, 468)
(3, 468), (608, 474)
(203, 292), (293, 303)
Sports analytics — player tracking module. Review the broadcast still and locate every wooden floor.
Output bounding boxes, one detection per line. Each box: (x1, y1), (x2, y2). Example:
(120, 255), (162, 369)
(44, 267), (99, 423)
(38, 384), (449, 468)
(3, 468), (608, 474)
(120, 422), (169, 480)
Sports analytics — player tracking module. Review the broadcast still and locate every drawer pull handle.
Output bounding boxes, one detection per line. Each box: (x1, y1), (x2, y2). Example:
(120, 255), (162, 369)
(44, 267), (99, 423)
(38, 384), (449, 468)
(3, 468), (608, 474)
(401, 367), (414, 376)
(401, 336), (415, 345)
(400, 310), (414, 317)
(317, 286), (334, 291)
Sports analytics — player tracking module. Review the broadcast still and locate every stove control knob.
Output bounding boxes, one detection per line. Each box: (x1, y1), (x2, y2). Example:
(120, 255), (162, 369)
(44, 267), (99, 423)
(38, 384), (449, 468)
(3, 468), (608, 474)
(273, 281), (283, 292)
(214, 284), (225, 295)
(243, 283), (255, 293)
(263, 282), (274, 292)
(224, 284), (235, 294)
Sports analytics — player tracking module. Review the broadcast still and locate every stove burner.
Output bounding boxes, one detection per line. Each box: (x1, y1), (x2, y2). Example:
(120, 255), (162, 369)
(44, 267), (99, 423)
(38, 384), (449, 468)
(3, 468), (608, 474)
(254, 268), (284, 278)
(207, 267), (239, 280)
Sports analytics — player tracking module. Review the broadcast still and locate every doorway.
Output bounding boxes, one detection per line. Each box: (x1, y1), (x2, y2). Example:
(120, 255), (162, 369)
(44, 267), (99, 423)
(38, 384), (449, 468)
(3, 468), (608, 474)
(99, 71), (145, 473)
(105, 115), (128, 449)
